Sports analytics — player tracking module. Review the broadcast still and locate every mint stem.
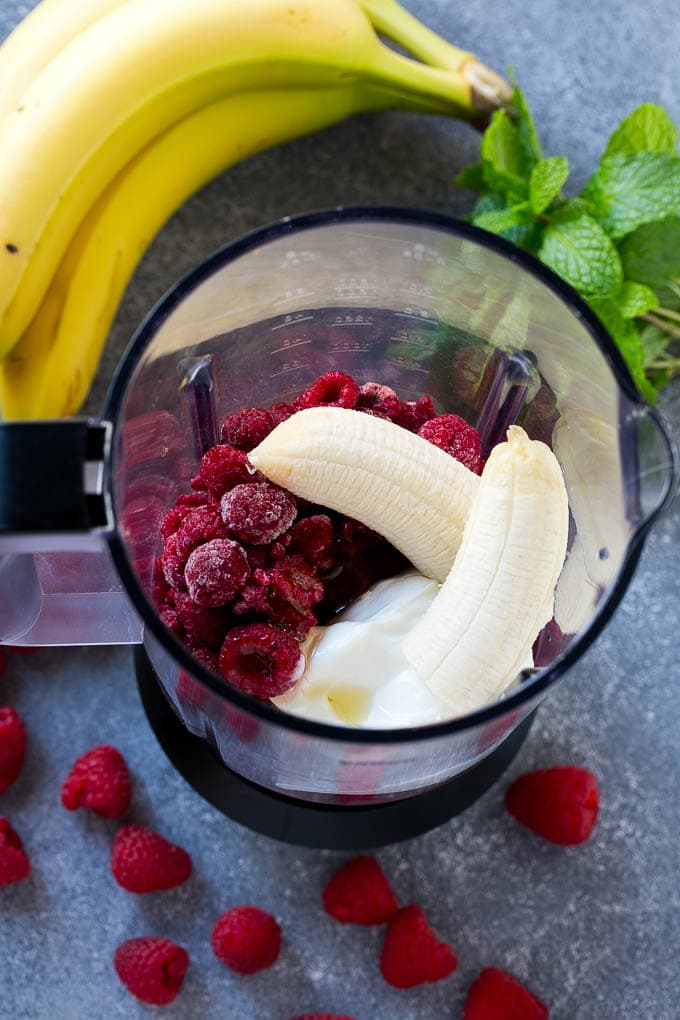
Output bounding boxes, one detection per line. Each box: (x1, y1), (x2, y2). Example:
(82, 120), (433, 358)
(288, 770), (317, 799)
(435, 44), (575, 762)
(641, 312), (680, 340)
(653, 305), (680, 325)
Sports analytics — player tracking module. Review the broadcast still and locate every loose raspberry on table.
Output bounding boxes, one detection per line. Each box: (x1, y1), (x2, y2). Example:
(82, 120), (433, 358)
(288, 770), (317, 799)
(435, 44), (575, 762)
(184, 538), (250, 607)
(111, 824), (192, 894)
(221, 482), (297, 545)
(293, 371), (360, 410)
(463, 967), (549, 1020)
(0, 706), (26, 794)
(61, 744), (131, 819)
(0, 817), (31, 886)
(289, 1016), (358, 1020)
(211, 905), (281, 974)
(220, 407), (274, 451)
(194, 444), (261, 497)
(323, 856), (399, 926)
(114, 937), (189, 1006)
(289, 515), (335, 573)
(380, 904), (458, 989)
(418, 413), (484, 473)
(505, 767), (599, 846)
(175, 592), (230, 650)
(218, 623), (303, 699)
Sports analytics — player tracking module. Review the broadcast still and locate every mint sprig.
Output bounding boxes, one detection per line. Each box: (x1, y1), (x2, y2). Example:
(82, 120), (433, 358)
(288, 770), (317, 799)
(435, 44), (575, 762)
(456, 93), (680, 401)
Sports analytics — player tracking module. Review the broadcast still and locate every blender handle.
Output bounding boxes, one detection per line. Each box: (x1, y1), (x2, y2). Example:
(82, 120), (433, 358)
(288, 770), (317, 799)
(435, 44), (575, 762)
(0, 420), (112, 544)
(0, 419), (144, 646)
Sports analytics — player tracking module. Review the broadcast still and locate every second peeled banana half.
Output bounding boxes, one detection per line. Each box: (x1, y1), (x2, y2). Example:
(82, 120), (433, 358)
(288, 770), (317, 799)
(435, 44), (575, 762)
(252, 411), (569, 720)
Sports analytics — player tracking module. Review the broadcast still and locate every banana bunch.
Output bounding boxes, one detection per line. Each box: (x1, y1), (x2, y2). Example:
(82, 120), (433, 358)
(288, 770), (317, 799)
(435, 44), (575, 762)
(0, 0), (511, 420)
(253, 413), (569, 719)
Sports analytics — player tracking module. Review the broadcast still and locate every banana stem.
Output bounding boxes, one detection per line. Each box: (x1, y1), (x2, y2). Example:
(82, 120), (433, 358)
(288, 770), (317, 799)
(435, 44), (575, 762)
(358, 0), (512, 116)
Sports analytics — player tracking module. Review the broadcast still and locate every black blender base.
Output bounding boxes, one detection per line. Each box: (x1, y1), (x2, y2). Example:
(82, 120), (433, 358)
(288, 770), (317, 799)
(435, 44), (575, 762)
(136, 648), (533, 850)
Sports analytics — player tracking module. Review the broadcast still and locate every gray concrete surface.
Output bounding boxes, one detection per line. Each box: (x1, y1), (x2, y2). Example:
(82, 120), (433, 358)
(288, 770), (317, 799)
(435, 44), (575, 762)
(1, 0), (679, 1017)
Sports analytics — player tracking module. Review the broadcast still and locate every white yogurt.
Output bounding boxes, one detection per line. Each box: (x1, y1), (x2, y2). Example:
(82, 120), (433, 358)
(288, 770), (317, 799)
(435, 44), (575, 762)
(273, 572), (453, 728)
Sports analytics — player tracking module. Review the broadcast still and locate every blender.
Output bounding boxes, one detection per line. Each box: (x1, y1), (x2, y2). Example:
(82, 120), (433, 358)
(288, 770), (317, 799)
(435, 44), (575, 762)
(0, 208), (675, 849)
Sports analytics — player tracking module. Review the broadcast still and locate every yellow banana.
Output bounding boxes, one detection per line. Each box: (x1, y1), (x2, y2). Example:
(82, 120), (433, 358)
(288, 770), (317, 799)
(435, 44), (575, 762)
(0, 0), (498, 357)
(0, 84), (391, 419)
(0, 0), (127, 120)
(357, 0), (512, 110)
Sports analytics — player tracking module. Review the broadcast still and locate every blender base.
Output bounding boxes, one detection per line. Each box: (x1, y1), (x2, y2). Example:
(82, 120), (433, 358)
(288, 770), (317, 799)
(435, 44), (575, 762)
(136, 648), (534, 849)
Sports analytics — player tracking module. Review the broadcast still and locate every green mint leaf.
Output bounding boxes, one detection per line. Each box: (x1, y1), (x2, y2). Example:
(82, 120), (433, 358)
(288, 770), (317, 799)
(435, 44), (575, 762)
(618, 216), (680, 287)
(501, 220), (545, 253)
(639, 322), (673, 367)
(529, 156), (570, 214)
(474, 203), (533, 233)
(472, 194), (506, 217)
(604, 103), (678, 157)
(538, 213), (623, 296)
(617, 280), (658, 318)
(510, 78), (543, 170)
(480, 110), (529, 200)
(453, 162), (486, 192)
(589, 297), (658, 402)
(581, 152), (680, 239)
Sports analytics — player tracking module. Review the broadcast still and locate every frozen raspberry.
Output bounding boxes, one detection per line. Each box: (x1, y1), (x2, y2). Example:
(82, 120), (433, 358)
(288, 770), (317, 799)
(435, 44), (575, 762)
(61, 745), (131, 819)
(111, 824), (192, 894)
(463, 967), (549, 1020)
(406, 394), (436, 431)
(262, 556), (324, 611)
(176, 490), (210, 508)
(289, 515), (335, 573)
(267, 596), (318, 640)
(418, 414), (484, 473)
(0, 706), (26, 794)
(220, 407), (274, 451)
(160, 491), (209, 540)
(221, 482), (297, 545)
(233, 580), (271, 617)
(160, 535), (188, 591)
(175, 592), (230, 649)
(0, 818), (31, 886)
(159, 601), (182, 636)
(356, 381), (397, 408)
(293, 371), (360, 410)
(114, 937), (189, 1006)
(268, 401), (294, 426)
(194, 444), (261, 497)
(211, 905), (281, 974)
(505, 767), (599, 845)
(173, 504), (226, 561)
(184, 538), (250, 607)
(380, 905), (458, 989)
(218, 623), (303, 699)
(323, 856), (399, 925)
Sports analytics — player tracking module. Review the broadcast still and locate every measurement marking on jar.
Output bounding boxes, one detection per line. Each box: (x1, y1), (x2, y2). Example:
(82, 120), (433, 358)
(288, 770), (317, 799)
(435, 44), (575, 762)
(270, 315), (314, 331)
(272, 287), (316, 307)
(389, 334), (429, 347)
(270, 360), (308, 378)
(330, 345), (370, 354)
(270, 338), (312, 354)
(388, 356), (429, 374)
(394, 310), (437, 323)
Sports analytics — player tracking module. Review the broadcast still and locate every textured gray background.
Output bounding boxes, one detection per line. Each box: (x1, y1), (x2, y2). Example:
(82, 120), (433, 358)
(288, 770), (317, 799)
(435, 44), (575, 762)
(1, 1), (680, 1017)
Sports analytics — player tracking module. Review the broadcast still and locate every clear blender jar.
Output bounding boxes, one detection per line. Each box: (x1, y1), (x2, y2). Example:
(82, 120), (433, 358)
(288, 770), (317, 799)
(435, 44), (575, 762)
(0, 209), (675, 846)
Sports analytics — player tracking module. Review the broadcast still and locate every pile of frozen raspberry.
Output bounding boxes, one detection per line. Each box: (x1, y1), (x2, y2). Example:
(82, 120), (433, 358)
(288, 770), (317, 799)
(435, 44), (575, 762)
(154, 371), (483, 699)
